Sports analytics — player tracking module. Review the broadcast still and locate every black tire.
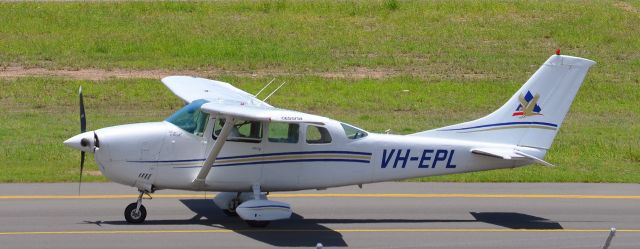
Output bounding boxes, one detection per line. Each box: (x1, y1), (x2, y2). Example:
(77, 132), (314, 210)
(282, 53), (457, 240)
(246, 220), (270, 228)
(222, 209), (238, 217)
(124, 203), (147, 224)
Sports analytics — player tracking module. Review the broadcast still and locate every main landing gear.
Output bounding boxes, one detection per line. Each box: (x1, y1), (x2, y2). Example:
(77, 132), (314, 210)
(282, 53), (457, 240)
(221, 193), (241, 217)
(217, 193), (269, 227)
(124, 191), (148, 224)
(214, 184), (293, 228)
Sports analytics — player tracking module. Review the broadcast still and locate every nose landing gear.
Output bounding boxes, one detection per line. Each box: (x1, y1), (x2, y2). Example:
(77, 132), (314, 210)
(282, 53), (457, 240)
(124, 191), (148, 223)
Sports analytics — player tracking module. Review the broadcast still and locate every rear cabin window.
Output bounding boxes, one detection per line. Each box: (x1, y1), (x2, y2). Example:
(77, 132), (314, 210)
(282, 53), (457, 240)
(213, 118), (262, 143)
(306, 125), (332, 144)
(268, 122), (299, 143)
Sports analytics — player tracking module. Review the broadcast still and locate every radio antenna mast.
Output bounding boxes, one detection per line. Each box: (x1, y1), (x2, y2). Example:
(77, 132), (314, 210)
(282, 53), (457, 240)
(255, 78), (276, 97)
(263, 81), (287, 102)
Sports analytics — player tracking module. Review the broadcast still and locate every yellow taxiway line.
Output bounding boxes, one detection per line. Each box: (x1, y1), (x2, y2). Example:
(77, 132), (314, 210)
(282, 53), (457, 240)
(0, 228), (638, 236)
(0, 193), (640, 200)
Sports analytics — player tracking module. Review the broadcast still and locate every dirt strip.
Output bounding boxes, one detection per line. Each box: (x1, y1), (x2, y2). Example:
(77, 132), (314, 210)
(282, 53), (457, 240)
(0, 66), (400, 80)
(0, 66), (496, 81)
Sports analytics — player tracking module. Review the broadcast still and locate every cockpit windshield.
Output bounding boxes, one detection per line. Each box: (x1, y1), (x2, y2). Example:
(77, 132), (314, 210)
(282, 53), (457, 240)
(341, 123), (368, 139)
(166, 99), (210, 136)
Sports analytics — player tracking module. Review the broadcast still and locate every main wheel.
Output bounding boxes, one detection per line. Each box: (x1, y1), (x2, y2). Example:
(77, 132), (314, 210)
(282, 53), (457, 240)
(246, 220), (270, 228)
(124, 203), (147, 224)
(222, 198), (240, 217)
(222, 209), (238, 217)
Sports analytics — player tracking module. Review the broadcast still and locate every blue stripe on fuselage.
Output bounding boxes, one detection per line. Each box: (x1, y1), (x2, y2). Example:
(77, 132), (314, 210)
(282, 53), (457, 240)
(171, 158), (371, 169)
(128, 150), (372, 164)
(438, 121), (558, 131)
(214, 158), (370, 167)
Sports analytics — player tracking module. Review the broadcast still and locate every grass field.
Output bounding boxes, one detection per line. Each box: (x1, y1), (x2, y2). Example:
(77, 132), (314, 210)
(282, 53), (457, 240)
(0, 1), (639, 183)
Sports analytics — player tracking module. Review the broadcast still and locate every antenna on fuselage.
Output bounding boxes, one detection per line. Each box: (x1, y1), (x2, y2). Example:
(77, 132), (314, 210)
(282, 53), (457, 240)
(262, 81), (287, 102)
(254, 78), (276, 97)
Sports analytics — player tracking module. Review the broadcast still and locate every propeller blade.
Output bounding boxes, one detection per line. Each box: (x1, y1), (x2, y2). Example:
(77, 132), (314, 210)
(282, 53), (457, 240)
(79, 151), (85, 195)
(80, 86), (86, 133)
(78, 86), (86, 195)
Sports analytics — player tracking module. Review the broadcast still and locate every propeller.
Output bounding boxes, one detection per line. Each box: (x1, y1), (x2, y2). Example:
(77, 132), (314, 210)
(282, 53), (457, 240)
(79, 86), (86, 194)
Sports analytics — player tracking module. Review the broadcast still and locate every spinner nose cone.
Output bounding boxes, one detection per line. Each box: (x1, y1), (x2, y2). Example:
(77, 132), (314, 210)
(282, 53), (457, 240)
(64, 131), (95, 152)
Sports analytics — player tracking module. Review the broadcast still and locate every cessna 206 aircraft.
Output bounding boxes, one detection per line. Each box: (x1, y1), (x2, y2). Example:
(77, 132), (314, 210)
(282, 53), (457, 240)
(64, 53), (594, 227)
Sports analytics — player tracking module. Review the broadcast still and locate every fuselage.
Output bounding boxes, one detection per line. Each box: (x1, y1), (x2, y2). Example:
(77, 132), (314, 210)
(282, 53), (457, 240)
(91, 116), (543, 193)
(60, 55), (595, 226)
(64, 55), (595, 196)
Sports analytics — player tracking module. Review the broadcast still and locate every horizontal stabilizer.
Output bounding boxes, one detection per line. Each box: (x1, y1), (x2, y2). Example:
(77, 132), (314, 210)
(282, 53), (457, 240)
(470, 147), (524, 160)
(515, 150), (554, 167)
(471, 148), (554, 167)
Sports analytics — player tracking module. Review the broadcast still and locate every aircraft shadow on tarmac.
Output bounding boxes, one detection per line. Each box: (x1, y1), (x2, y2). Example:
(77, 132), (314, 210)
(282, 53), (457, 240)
(83, 199), (562, 247)
(469, 212), (563, 230)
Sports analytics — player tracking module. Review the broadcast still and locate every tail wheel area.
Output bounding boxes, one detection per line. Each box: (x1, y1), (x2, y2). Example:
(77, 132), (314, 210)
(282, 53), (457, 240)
(124, 203), (147, 223)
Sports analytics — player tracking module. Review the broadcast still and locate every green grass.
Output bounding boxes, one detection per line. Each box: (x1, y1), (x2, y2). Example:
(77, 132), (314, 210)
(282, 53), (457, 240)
(0, 1), (638, 182)
(0, 1), (638, 81)
(1, 75), (638, 183)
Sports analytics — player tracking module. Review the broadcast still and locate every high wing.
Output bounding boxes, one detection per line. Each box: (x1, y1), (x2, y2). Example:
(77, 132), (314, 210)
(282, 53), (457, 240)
(200, 102), (327, 125)
(162, 76), (272, 107)
(194, 103), (331, 187)
(167, 76), (332, 187)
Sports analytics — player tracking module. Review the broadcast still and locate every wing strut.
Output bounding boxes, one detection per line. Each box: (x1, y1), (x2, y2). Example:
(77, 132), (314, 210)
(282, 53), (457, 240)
(193, 117), (236, 187)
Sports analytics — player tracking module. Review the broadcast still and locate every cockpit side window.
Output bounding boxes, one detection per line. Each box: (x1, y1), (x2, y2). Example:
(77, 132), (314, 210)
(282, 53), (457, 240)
(268, 122), (299, 143)
(341, 123), (368, 139)
(213, 118), (263, 143)
(192, 113), (210, 137)
(166, 99), (210, 136)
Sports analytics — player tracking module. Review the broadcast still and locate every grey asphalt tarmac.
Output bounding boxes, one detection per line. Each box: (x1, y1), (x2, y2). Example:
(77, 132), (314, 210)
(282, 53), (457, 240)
(0, 182), (639, 248)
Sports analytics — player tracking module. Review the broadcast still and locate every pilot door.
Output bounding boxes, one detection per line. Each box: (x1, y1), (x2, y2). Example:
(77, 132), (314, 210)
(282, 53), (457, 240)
(160, 114), (212, 162)
(153, 113), (212, 188)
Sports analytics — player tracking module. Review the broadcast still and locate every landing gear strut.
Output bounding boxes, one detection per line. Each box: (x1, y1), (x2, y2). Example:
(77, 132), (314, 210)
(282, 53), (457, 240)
(124, 191), (147, 223)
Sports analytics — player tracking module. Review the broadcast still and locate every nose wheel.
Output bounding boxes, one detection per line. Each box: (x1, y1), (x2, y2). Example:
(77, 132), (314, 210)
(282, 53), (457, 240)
(124, 191), (147, 223)
(125, 203), (146, 223)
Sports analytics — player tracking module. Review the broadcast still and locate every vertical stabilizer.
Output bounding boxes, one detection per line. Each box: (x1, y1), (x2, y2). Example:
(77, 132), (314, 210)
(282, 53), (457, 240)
(412, 54), (595, 149)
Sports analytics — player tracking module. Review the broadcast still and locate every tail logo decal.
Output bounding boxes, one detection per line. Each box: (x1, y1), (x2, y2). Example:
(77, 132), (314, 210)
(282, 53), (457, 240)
(513, 91), (542, 117)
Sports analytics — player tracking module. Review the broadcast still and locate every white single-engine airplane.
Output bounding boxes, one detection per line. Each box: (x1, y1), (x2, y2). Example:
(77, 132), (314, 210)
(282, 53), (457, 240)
(64, 53), (594, 227)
